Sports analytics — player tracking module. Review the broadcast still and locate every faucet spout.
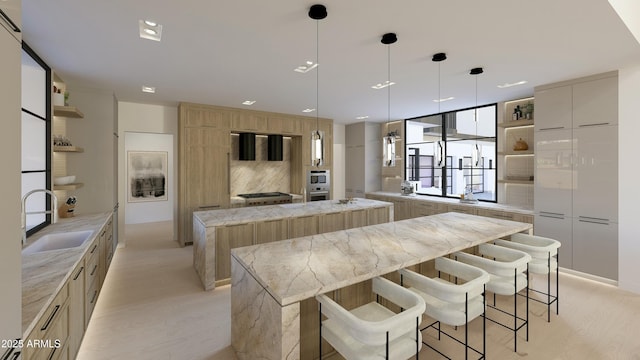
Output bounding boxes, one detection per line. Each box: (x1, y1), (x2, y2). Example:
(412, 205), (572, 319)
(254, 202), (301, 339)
(21, 189), (58, 246)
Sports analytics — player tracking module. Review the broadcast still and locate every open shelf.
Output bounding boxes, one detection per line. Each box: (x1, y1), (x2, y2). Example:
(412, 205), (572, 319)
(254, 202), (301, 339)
(53, 146), (84, 153)
(499, 149), (534, 156)
(498, 119), (534, 128)
(53, 183), (84, 191)
(498, 179), (534, 185)
(54, 105), (84, 118)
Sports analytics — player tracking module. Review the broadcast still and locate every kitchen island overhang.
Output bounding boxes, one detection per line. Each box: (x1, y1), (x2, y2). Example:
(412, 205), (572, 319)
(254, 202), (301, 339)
(230, 212), (533, 360)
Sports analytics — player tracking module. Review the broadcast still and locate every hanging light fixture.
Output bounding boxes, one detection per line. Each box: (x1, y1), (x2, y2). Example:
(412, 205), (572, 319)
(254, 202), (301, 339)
(432, 52), (447, 169)
(470, 67), (483, 168)
(309, 4), (327, 167)
(381, 32), (398, 167)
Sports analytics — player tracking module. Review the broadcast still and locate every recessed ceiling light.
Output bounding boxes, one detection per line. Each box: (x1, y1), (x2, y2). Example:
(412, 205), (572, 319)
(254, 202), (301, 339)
(142, 86), (156, 93)
(242, 100), (256, 105)
(497, 80), (528, 89)
(433, 97), (455, 103)
(294, 61), (318, 73)
(355, 115), (369, 120)
(302, 108), (315, 113)
(139, 20), (162, 42)
(371, 80), (395, 90)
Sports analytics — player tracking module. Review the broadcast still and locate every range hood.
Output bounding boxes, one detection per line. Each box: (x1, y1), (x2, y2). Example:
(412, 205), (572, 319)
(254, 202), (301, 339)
(267, 135), (283, 161)
(238, 133), (256, 161)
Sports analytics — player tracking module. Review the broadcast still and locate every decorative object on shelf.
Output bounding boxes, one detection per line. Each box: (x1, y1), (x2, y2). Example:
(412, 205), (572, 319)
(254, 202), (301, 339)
(513, 138), (529, 151)
(53, 86), (65, 106)
(58, 196), (77, 218)
(53, 135), (73, 146)
(309, 4), (327, 167)
(524, 101), (534, 120)
(127, 151), (168, 202)
(380, 32), (398, 167)
(512, 105), (522, 121)
(432, 52), (447, 168)
(54, 175), (76, 185)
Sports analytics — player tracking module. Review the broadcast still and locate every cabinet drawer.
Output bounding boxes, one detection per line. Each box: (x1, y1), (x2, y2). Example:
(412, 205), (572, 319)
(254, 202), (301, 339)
(447, 205), (477, 215)
(410, 201), (445, 217)
(85, 250), (100, 289)
(85, 281), (99, 327)
(477, 209), (515, 220)
(34, 284), (68, 337)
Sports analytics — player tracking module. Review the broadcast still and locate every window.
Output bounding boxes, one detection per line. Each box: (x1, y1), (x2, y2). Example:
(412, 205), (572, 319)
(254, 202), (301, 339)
(21, 43), (52, 236)
(405, 104), (497, 201)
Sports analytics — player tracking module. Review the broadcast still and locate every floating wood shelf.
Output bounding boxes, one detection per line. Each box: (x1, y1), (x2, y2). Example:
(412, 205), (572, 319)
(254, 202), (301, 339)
(53, 183), (84, 191)
(498, 179), (534, 185)
(499, 149), (534, 156)
(498, 119), (534, 128)
(53, 146), (84, 153)
(53, 105), (84, 118)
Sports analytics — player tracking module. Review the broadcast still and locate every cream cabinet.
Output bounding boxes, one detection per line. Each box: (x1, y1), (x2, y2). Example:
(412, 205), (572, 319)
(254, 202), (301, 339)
(572, 76), (618, 127)
(534, 85), (572, 130)
(534, 129), (573, 217)
(573, 218), (618, 279)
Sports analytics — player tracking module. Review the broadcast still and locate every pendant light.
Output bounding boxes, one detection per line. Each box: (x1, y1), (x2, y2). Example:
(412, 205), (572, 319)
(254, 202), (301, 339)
(309, 4), (327, 167)
(381, 32), (398, 167)
(432, 52), (446, 168)
(470, 67), (483, 168)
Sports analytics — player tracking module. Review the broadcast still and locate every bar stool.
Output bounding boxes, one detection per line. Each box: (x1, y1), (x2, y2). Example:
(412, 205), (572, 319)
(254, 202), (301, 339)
(316, 276), (425, 360)
(454, 244), (531, 352)
(494, 233), (561, 322)
(399, 257), (490, 360)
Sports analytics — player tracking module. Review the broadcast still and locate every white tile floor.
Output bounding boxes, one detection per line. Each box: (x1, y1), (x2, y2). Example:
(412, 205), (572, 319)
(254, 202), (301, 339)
(77, 220), (640, 360)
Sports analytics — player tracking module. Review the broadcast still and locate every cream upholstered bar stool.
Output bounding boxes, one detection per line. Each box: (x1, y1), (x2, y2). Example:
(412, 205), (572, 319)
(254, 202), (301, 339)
(454, 244), (531, 352)
(398, 257), (490, 360)
(494, 233), (561, 322)
(316, 276), (425, 360)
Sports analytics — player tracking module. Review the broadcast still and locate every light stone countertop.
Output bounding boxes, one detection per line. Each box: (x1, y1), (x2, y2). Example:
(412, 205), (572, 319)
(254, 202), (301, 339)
(194, 198), (393, 227)
(231, 212), (532, 306)
(21, 212), (112, 337)
(367, 191), (534, 214)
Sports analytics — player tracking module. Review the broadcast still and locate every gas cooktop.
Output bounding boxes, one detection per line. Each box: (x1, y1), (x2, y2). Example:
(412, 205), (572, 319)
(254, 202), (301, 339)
(237, 192), (292, 206)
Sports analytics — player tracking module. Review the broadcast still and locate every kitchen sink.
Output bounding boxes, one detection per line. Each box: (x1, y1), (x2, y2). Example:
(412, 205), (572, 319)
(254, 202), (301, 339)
(22, 230), (94, 255)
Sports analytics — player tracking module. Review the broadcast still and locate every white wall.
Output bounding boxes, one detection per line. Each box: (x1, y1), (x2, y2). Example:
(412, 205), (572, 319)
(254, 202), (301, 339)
(618, 65), (640, 293)
(124, 132), (174, 224)
(333, 123), (346, 199)
(65, 86), (116, 215)
(117, 102), (178, 243)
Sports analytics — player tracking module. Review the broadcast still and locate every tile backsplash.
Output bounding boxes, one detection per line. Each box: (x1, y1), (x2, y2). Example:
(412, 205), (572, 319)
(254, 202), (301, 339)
(230, 135), (291, 195)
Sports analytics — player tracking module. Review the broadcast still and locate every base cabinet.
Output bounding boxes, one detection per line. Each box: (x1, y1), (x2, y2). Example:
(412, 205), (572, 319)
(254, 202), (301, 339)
(67, 261), (85, 358)
(215, 223), (255, 281)
(534, 214), (573, 269)
(22, 284), (69, 360)
(573, 218), (618, 280)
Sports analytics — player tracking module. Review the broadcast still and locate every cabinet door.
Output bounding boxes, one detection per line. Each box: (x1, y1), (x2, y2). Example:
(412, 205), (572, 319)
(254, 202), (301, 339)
(215, 223), (254, 281)
(391, 199), (411, 220)
(411, 201), (445, 218)
(572, 76), (617, 127)
(255, 219), (288, 244)
(347, 209), (368, 229)
(0, 0), (21, 41)
(534, 129), (573, 217)
(573, 218), (618, 280)
(233, 113), (268, 132)
(290, 215), (319, 238)
(534, 85), (572, 130)
(180, 105), (232, 128)
(534, 214), (573, 269)
(319, 211), (345, 233)
(180, 127), (230, 244)
(573, 126), (618, 221)
(267, 116), (301, 135)
(68, 261), (85, 359)
(447, 205), (477, 215)
(367, 207), (390, 225)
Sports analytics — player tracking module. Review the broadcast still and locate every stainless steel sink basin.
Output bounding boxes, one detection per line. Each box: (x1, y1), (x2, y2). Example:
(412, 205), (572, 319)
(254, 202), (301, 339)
(22, 230), (94, 255)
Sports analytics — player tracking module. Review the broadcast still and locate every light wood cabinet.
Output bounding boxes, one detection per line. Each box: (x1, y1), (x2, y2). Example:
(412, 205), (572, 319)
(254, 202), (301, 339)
(67, 260), (85, 359)
(390, 198), (411, 220)
(23, 284), (69, 360)
(410, 201), (445, 218)
(267, 116), (301, 135)
(447, 204), (477, 215)
(346, 209), (368, 229)
(255, 219), (288, 245)
(367, 206), (390, 225)
(180, 104), (232, 128)
(232, 113), (268, 132)
(290, 215), (319, 238)
(215, 223), (255, 281)
(319, 212), (346, 233)
(179, 124), (231, 245)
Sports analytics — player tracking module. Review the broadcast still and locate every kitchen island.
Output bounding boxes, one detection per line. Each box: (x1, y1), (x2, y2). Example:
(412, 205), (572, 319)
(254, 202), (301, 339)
(230, 212), (533, 360)
(192, 198), (394, 290)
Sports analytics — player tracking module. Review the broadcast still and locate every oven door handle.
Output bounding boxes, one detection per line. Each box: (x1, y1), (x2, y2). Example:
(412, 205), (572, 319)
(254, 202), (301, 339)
(309, 190), (329, 195)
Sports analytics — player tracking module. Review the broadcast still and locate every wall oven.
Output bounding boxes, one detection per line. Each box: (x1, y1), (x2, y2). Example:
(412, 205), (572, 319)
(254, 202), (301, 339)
(307, 170), (330, 201)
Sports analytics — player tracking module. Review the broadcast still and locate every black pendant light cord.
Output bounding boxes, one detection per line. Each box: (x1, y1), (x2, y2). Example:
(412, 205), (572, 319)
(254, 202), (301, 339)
(316, 19), (319, 132)
(387, 43), (391, 123)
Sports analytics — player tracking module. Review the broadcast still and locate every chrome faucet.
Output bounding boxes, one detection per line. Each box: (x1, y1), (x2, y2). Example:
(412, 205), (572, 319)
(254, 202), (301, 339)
(21, 189), (58, 245)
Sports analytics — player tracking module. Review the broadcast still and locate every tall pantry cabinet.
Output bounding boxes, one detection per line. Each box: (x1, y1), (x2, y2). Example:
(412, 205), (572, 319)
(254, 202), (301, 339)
(534, 71), (618, 280)
(0, 0), (23, 351)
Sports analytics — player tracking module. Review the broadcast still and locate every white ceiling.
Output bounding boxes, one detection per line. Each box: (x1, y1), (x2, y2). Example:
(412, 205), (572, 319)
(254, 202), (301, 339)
(21, 0), (640, 125)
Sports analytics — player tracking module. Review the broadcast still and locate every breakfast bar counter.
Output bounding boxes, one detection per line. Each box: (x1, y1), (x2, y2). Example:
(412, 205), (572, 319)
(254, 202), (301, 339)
(230, 212), (532, 360)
